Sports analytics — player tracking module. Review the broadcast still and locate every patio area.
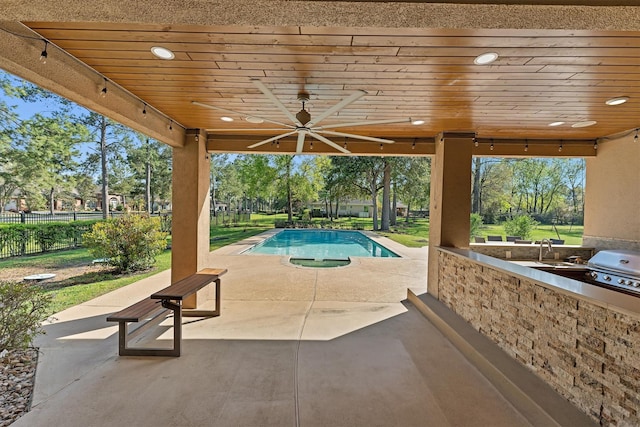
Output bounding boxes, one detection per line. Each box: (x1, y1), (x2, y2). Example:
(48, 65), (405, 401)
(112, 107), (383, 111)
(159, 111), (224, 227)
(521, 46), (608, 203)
(12, 233), (591, 426)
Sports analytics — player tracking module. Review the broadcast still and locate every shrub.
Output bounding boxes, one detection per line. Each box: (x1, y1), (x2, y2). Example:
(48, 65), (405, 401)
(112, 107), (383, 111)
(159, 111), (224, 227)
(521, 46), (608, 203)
(470, 213), (483, 239)
(503, 214), (538, 240)
(0, 281), (52, 351)
(0, 225), (27, 256)
(83, 214), (168, 273)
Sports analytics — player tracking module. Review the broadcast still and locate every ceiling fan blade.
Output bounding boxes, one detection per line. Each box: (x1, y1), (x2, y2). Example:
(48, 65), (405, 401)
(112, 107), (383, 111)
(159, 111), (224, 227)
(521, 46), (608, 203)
(316, 130), (395, 144)
(309, 131), (351, 154)
(314, 118), (413, 130)
(296, 131), (306, 154)
(192, 101), (293, 128)
(306, 90), (367, 128)
(247, 130), (297, 149)
(251, 79), (302, 126)
(207, 128), (291, 132)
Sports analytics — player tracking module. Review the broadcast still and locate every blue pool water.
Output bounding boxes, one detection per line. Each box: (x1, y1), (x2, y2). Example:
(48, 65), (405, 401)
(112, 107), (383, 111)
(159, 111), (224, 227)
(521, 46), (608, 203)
(245, 229), (400, 260)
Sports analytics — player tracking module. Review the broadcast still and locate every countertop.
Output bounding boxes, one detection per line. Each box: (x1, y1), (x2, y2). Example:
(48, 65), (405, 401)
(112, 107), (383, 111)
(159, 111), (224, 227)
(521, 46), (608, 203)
(438, 247), (640, 316)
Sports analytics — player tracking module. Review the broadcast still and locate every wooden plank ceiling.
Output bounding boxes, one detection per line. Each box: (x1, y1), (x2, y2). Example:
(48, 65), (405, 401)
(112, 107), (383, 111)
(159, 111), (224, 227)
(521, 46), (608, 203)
(23, 22), (640, 152)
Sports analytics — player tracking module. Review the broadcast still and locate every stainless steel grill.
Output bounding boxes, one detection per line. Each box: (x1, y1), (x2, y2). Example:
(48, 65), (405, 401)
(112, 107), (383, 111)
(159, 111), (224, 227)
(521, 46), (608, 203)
(586, 249), (640, 295)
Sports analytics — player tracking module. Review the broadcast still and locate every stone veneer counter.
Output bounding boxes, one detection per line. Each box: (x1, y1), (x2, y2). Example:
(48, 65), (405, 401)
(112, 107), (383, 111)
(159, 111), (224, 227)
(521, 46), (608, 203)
(436, 247), (640, 426)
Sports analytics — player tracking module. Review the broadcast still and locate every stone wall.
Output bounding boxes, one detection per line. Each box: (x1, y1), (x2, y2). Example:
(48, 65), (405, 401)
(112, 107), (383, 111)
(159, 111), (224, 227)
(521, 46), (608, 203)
(437, 250), (640, 426)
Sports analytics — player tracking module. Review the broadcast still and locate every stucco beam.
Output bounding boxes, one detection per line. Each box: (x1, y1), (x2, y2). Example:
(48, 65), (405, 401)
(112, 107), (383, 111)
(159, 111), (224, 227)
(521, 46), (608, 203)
(0, 22), (184, 148)
(207, 134), (597, 157)
(206, 134), (436, 156)
(473, 139), (597, 157)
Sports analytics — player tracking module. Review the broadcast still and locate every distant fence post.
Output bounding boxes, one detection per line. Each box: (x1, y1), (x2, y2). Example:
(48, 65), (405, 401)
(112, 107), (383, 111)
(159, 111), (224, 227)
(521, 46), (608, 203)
(20, 211), (26, 223)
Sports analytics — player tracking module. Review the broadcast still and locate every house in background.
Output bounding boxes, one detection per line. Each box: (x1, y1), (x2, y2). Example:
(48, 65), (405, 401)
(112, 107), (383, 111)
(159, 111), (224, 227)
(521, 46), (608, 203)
(308, 199), (373, 218)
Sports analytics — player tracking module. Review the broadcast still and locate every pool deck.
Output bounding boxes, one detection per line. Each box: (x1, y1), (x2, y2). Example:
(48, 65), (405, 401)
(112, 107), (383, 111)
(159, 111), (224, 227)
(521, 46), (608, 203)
(11, 231), (588, 426)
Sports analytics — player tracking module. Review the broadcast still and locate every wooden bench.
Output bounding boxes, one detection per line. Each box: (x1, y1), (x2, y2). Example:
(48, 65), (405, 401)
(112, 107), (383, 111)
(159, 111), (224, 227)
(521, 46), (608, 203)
(107, 268), (227, 357)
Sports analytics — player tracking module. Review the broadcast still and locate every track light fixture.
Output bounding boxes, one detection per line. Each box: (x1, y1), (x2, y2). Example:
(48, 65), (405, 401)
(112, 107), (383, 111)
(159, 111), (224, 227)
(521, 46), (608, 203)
(558, 143), (563, 152)
(380, 143), (384, 150)
(524, 140), (528, 152)
(195, 134), (199, 142)
(142, 103), (147, 119)
(310, 141), (313, 150)
(490, 139), (494, 151)
(473, 137), (478, 147)
(412, 139), (416, 150)
(593, 141), (598, 150)
(100, 78), (107, 98)
(39, 40), (48, 64)
(168, 120), (173, 131)
(635, 129), (639, 143)
(276, 140), (280, 149)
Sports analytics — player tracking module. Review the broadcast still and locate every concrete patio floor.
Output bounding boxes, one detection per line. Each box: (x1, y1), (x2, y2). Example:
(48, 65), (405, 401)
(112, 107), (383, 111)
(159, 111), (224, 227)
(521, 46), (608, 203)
(12, 232), (587, 426)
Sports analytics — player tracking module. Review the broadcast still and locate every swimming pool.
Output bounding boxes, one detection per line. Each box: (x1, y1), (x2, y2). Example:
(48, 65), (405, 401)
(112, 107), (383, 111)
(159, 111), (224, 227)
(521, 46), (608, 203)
(245, 229), (400, 260)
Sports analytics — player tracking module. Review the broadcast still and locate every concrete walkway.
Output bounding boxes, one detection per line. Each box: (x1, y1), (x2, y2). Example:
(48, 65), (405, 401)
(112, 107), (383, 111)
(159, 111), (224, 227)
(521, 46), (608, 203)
(11, 232), (563, 426)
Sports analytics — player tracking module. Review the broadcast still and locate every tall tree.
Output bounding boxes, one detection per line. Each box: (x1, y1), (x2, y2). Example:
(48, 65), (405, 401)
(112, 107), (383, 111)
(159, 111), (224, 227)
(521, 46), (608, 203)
(80, 113), (132, 218)
(127, 135), (172, 213)
(332, 156), (385, 230)
(381, 158), (391, 231)
(396, 157), (431, 222)
(14, 113), (86, 213)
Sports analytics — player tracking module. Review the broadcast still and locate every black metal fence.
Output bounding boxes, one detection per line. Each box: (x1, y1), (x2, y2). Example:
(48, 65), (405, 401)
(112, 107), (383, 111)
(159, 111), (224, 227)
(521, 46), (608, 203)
(0, 212), (173, 259)
(0, 210), (251, 259)
(0, 211), (130, 225)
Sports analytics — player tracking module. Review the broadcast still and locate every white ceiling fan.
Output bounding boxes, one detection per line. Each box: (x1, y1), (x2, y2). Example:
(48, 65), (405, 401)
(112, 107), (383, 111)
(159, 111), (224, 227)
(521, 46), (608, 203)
(192, 79), (413, 154)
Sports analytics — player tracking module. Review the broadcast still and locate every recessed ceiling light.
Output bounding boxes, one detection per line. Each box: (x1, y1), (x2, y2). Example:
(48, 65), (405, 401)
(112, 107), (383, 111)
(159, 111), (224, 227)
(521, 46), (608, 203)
(605, 96), (629, 106)
(221, 116), (234, 122)
(411, 119), (425, 125)
(150, 46), (175, 60)
(571, 120), (597, 128)
(473, 52), (499, 65)
(245, 116), (264, 124)
(548, 121), (565, 127)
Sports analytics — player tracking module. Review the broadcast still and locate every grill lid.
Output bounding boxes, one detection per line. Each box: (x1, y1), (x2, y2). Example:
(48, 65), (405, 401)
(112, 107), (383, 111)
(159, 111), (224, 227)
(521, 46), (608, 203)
(587, 249), (640, 277)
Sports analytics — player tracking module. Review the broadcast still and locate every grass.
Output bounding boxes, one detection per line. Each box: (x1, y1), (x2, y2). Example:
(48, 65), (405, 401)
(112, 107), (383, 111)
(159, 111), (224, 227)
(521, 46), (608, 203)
(0, 225), (271, 314)
(479, 224), (584, 245)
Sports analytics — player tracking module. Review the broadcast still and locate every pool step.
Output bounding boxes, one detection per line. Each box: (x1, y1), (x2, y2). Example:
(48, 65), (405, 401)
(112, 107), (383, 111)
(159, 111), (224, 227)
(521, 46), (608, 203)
(406, 290), (596, 427)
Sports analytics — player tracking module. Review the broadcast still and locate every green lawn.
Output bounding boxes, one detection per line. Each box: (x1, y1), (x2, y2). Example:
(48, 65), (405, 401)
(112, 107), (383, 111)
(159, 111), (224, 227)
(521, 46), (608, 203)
(0, 225), (271, 313)
(479, 224), (584, 245)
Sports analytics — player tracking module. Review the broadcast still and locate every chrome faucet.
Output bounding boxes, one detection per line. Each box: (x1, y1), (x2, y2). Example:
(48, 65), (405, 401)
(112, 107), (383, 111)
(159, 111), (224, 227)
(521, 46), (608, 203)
(539, 239), (554, 262)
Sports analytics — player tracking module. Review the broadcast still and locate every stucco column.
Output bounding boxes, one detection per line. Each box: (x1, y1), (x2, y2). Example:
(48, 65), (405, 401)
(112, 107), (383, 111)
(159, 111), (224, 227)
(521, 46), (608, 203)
(427, 132), (474, 297)
(171, 129), (210, 308)
(583, 132), (640, 251)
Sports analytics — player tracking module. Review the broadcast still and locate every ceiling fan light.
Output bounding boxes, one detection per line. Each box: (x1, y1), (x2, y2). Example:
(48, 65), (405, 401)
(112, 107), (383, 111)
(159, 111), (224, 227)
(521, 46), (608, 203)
(548, 121), (565, 127)
(296, 109), (311, 125)
(150, 46), (175, 60)
(411, 119), (425, 125)
(474, 52), (498, 65)
(221, 116), (234, 122)
(605, 96), (629, 106)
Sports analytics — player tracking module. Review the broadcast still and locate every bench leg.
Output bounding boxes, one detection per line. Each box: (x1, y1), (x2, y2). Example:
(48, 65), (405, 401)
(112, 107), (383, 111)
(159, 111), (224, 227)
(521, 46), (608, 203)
(182, 278), (221, 318)
(116, 301), (182, 357)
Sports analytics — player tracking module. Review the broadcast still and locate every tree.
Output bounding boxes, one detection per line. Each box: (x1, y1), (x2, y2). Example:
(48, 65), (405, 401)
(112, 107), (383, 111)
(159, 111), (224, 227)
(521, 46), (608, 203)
(80, 113), (133, 218)
(14, 113), (86, 214)
(332, 156), (386, 230)
(127, 135), (172, 213)
(396, 157), (430, 222)
(381, 158), (391, 231)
